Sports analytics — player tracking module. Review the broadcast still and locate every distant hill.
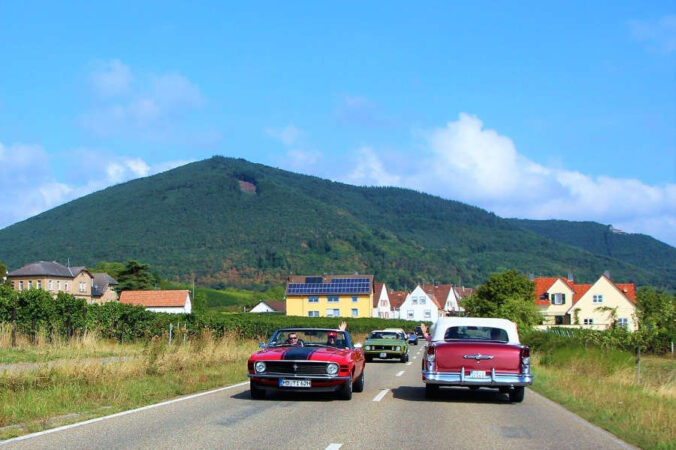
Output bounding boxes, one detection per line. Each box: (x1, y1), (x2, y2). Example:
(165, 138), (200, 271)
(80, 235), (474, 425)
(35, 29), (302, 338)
(507, 219), (675, 283)
(0, 156), (672, 289)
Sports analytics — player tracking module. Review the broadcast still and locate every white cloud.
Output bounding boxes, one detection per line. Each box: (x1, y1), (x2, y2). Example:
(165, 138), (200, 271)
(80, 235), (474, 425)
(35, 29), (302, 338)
(81, 61), (204, 139)
(629, 15), (676, 54)
(0, 141), (192, 230)
(340, 114), (676, 246)
(266, 125), (302, 146)
(90, 59), (133, 98)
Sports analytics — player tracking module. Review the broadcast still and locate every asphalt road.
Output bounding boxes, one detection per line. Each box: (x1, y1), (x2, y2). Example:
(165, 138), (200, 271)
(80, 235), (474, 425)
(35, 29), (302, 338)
(1, 346), (634, 449)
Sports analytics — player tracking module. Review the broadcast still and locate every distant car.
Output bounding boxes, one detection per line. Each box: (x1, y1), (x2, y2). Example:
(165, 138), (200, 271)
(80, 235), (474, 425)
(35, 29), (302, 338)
(364, 330), (409, 362)
(407, 332), (418, 345)
(421, 317), (532, 402)
(247, 327), (365, 400)
(415, 326), (424, 337)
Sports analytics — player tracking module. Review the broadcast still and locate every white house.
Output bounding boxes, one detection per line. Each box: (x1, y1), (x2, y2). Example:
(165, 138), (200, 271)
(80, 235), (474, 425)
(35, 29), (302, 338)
(250, 301), (286, 313)
(119, 290), (192, 314)
(372, 282), (392, 318)
(399, 285), (444, 322)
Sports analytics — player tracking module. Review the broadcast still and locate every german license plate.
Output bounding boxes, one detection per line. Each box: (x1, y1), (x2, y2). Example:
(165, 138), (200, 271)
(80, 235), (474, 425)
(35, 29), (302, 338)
(379, 352), (387, 358)
(467, 370), (487, 378)
(280, 379), (311, 388)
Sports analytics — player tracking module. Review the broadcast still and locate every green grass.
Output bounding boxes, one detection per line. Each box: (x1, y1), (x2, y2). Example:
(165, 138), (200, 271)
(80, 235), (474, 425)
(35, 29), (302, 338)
(531, 347), (676, 449)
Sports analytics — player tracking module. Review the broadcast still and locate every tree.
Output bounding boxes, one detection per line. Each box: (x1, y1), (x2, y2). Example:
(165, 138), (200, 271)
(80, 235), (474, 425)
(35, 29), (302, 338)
(462, 270), (541, 331)
(635, 287), (675, 352)
(115, 260), (159, 291)
(0, 260), (8, 286)
(91, 261), (126, 279)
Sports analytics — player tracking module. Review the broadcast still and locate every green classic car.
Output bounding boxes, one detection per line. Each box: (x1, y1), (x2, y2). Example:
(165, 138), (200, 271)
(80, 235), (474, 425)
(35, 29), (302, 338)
(364, 330), (409, 362)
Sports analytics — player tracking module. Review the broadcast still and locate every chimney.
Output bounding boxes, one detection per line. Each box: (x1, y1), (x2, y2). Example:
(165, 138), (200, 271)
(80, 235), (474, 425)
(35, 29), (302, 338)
(567, 272), (574, 283)
(604, 270), (611, 279)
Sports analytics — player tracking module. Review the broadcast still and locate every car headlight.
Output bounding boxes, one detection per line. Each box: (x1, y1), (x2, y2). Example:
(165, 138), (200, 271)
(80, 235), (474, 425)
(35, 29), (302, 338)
(327, 363), (339, 375)
(254, 361), (266, 373)
(396, 346), (401, 351)
(365, 345), (371, 351)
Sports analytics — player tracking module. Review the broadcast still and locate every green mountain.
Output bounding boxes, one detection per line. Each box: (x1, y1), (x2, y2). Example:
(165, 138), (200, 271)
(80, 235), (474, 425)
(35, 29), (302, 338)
(0, 156), (672, 289)
(507, 219), (675, 283)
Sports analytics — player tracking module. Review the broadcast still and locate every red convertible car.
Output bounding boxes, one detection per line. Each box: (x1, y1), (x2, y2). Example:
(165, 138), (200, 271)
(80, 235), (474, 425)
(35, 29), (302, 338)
(422, 317), (532, 402)
(247, 327), (365, 400)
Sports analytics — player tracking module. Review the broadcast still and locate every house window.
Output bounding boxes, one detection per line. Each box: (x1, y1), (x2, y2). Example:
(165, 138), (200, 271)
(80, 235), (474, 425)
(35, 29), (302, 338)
(593, 294), (603, 303)
(57, 281), (61, 290)
(64, 282), (69, 292)
(28, 280), (32, 289)
(412, 297), (418, 305)
(617, 318), (628, 329)
(380, 300), (387, 307)
(420, 297), (426, 305)
(10, 281), (14, 289)
(555, 315), (565, 325)
(351, 308), (358, 317)
(79, 282), (86, 293)
(327, 296), (339, 303)
(326, 308), (340, 317)
(48, 280), (53, 290)
(407, 310), (414, 319)
(19, 281), (23, 291)
(352, 296), (358, 303)
(551, 293), (565, 305)
(583, 318), (594, 325)
(308, 310), (319, 317)
(424, 309), (431, 319)
(308, 296), (319, 303)
(36, 280), (41, 289)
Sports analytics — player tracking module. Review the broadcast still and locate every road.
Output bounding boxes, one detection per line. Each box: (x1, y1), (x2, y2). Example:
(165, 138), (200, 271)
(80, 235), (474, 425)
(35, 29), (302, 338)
(1, 346), (634, 449)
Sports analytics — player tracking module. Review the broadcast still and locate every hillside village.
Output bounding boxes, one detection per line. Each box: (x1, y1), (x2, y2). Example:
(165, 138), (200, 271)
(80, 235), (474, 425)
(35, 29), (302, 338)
(4, 260), (638, 331)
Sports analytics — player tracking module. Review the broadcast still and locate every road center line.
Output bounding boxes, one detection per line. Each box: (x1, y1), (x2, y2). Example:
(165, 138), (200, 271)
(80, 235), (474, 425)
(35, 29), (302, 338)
(395, 370), (405, 377)
(326, 444), (342, 450)
(373, 389), (390, 402)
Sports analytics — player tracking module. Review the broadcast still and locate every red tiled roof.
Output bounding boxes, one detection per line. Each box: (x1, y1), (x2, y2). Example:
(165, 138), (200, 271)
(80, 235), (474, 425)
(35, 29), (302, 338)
(615, 284), (636, 303)
(119, 290), (190, 307)
(571, 284), (592, 304)
(533, 277), (559, 306)
(420, 285), (447, 310)
(453, 286), (474, 299)
(388, 290), (408, 309)
(264, 301), (286, 312)
(372, 282), (385, 308)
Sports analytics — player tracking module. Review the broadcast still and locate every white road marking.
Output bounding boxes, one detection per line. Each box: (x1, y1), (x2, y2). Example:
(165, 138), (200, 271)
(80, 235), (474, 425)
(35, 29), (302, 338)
(406, 362), (412, 366)
(396, 370), (405, 377)
(326, 444), (342, 450)
(412, 356), (417, 360)
(1, 381), (250, 444)
(373, 389), (390, 402)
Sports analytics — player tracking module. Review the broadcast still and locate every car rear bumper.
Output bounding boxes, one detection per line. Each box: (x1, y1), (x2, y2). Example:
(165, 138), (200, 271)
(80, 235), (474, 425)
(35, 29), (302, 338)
(422, 369), (533, 387)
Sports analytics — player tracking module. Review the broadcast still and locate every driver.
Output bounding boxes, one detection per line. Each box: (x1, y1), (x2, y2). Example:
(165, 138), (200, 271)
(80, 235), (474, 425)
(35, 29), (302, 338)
(285, 333), (303, 346)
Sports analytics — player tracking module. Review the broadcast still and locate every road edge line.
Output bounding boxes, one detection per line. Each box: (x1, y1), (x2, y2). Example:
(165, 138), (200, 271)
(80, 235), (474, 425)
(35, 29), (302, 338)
(0, 381), (249, 445)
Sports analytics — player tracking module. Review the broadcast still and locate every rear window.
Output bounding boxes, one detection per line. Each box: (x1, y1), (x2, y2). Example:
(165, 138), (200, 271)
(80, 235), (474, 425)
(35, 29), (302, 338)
(443, 326), (508, 342)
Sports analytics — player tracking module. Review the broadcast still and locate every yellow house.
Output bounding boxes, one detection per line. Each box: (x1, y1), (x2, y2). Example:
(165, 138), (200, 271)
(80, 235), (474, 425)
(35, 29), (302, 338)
(285, 274), (374, 318)
(534, 274), (637, 331)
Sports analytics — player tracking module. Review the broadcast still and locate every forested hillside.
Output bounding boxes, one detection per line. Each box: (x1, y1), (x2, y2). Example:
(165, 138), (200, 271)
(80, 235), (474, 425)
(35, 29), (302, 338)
(0, 156), (671, 289)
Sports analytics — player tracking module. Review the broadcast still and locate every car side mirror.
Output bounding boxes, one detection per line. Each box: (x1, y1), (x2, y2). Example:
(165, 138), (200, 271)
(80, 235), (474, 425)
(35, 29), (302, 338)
(258, 343), (266, 349)
(354, 343), (362, 349)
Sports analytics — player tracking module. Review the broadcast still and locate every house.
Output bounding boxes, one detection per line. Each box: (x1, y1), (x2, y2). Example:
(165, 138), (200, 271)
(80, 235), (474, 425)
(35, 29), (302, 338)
(533, 274), (637, 331)
(387, 290), (408, 319)
(7, 261), (96, 303)
(372, 282), (392, 318)
(250, 301), (286, 313)
(420, 283), (474, 316)
(398, 284), (445, 321)
(91, 272), (119, 304)
(285, 274), (374, 318)
(119, 290), (192, 314)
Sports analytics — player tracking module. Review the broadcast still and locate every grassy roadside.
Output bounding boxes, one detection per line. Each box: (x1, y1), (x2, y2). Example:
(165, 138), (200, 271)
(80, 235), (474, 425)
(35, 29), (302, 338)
(530, 347), (675, 449)
(0, 331), (258, 440)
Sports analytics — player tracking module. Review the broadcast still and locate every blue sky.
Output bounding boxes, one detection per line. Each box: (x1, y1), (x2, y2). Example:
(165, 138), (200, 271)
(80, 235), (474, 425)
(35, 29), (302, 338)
(1, 1), (675, 246)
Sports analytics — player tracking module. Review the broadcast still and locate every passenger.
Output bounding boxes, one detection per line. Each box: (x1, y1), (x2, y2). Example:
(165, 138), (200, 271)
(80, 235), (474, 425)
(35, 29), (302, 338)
(326, 331), (338, 346)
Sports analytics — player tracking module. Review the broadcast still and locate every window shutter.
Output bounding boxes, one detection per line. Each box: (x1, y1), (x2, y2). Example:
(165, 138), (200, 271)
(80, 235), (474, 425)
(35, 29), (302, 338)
(550, 293), (555, 304)
(562, 293), (566, 304)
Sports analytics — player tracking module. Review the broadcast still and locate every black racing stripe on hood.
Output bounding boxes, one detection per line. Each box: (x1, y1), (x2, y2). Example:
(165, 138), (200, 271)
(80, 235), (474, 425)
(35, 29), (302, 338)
(281, 346), (319, 360)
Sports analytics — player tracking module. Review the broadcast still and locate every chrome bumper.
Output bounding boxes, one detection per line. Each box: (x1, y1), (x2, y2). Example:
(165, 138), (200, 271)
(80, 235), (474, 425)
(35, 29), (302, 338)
(248, 373), (350, 380)
(423, 368), (533, 387)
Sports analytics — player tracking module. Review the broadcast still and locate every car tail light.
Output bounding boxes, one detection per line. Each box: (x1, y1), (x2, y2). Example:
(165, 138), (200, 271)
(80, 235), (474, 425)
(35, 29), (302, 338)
(520, 346), (531, 374)
(426, 345), (435, 362)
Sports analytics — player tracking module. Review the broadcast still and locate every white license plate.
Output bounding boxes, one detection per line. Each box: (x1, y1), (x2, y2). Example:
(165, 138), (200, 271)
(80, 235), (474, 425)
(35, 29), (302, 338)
(280, 379), (311, 388)
(379, 352), (387, 358)
(467, 370), (487, 378)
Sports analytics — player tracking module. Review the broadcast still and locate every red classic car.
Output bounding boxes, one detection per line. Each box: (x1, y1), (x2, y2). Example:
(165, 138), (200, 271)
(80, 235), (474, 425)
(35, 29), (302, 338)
(422, 317), (532, 402)
(247, 327), (366, 400)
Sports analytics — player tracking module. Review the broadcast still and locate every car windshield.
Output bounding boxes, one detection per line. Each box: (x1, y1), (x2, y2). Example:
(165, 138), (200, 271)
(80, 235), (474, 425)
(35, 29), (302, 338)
(443, 326), (508, 342)
(268, 329), (349, 349)
(369, 331), (400, 340)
